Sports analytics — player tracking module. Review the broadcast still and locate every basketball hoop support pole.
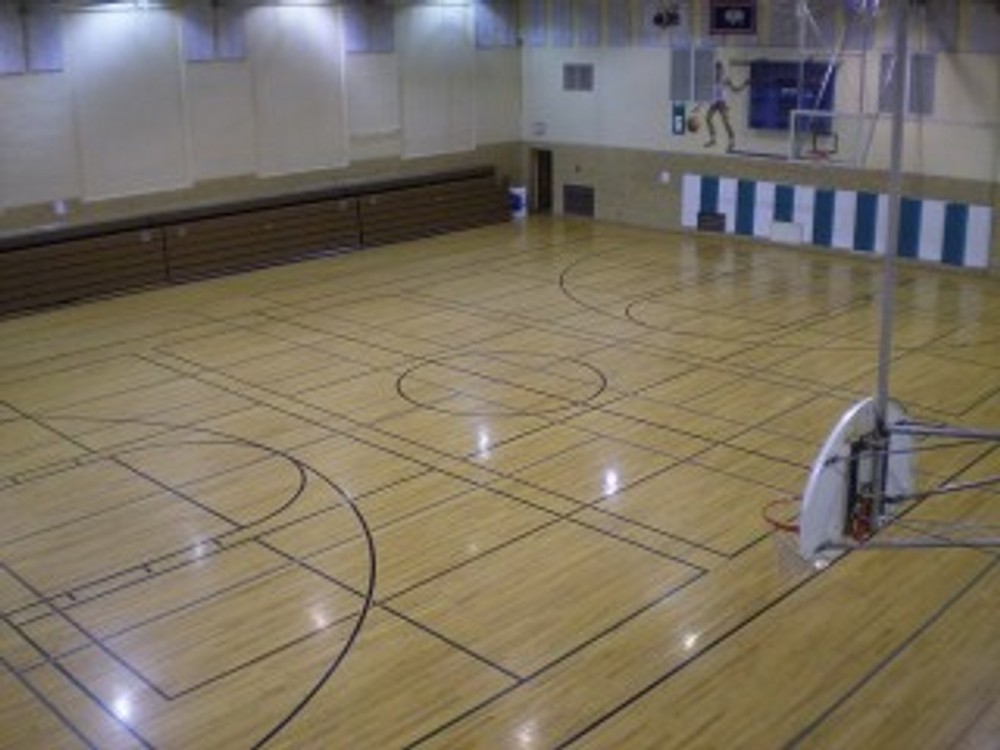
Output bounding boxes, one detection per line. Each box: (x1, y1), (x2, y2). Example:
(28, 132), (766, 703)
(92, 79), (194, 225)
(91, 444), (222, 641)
(872, 0), (909, 527)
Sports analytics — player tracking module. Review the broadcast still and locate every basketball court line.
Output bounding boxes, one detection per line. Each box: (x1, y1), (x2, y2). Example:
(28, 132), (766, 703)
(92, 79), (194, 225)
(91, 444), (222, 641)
(405, 548), (819, 750)
(2, 657), (101, 750)
(4, 223), (995, 746)
(4, 425), (381, 748)
(1, 262), (976, 580)
(552, 551), (993, 749)
(5, 404), (711, 652)
(782, 556), (1000, 748)
(132, 345), (821, 561)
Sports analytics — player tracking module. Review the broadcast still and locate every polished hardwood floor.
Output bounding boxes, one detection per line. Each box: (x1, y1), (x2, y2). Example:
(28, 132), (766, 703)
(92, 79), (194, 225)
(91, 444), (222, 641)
(2, 217), (998, 749)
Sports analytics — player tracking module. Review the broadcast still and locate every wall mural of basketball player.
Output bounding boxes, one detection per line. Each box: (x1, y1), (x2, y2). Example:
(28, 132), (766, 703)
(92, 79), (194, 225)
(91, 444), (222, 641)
(696, 61), (749, 152)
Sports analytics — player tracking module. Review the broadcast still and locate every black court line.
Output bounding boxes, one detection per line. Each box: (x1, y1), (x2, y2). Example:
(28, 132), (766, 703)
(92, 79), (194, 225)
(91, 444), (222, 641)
(144, 349), (749, 564)
(40, 386), (255, 442)
(262, 480), (482, 562)
(2, 416), (379, 747)
(560, 248), (952, 357)
(548, 510), (716, 571)
(14, 457), (379, 643)
(143, 300), (821, 570)
(10, 551), (281, 674)
(567, 502), (741, 561)
(19, 242), (980, 748)
(5, 460), (423, 627)
(958, 381), (1000, 419)
(165, 607), (362, 700)
(109, 456), (243, 529)
(2, 365), (181, 416)
(301, 513), (560, 605)
(5, 445), (312, 621)
(246, 517), (376, 750)
(2, 656), (101, 750)
(395, 351), (608, 417)
(549, 563), (828, 749)
(5, 226), (992, 742)
(394, 276), (890, 410)
(3, 562), (172, 700)
(403, 553), (800, 750)
(378, 603), (523, 683)
(557, 259), (1000, 421)
(73, 559), (294, 648)
(782, 556), (1000, 748)
(2, 568), (158, 748)
(4, 426), (305, 556)
(0, 319), (228, 386)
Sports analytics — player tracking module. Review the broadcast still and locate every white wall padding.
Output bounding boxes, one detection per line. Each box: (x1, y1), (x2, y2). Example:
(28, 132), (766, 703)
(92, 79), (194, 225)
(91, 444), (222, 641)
(65, 10), (189, 201)
(399, 5), (475, 158)
(246, 6), (349, 177)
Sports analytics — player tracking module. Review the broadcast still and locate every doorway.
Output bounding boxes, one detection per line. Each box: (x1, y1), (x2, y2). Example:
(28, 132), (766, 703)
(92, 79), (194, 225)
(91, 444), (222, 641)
(530, 148), (553, 214)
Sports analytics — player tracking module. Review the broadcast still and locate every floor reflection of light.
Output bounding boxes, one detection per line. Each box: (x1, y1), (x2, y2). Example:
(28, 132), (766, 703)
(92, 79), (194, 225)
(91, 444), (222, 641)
(682, 632), (700, 651)
(310, 606), (331, 630)
(112, 694), (132, 722)
(477, 427), (492, 458)
(603, 469), (619, 496)
(515, 720), (537, 748)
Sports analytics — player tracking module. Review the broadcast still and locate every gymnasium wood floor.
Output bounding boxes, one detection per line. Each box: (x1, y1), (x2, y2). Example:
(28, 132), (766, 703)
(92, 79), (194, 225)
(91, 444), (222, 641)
(2, 217), (998, 749)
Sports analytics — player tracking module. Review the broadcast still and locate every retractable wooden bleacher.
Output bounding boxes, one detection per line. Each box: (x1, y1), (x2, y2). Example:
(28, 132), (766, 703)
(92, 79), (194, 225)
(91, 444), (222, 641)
(0, 166), (509, 316)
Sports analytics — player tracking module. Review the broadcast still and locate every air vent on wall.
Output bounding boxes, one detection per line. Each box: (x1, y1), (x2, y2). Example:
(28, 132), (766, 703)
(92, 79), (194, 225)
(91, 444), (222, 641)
(563, 184), (595, 217)
(563, 63), (594, 92)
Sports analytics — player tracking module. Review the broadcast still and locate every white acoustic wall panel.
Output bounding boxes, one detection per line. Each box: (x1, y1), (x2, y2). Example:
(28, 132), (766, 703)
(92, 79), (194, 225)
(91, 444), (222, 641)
(65, 10), (189, 201)
(597, 49), (670, 149)
(476, 49), (521, 144)
(399, 5), (475, 158)
(247, 6), (348, 177)
(347, 52), (400, 136)
(184, 63), (256, 181)
(0, 74), (79, 208)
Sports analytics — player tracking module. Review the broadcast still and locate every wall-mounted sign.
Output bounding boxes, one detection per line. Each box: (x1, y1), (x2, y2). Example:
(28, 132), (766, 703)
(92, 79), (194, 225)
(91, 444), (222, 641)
(710, 0), (757, 35)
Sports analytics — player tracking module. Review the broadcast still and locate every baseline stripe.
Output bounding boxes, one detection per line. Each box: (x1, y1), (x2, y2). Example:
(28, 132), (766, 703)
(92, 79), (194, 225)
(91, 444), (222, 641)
(813, 189), (835, 246)
(774, 185), (795, 222)
(680, 173), (992, 269)
(700, 176), (720, 215)
(736, 180), (756, 236)
(854, 191), (878, 252)
(942, 203), (968, 267)
(898, 197), (922, 259)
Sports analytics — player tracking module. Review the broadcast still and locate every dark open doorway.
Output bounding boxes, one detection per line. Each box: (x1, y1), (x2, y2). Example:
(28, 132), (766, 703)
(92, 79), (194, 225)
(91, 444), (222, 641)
(530, 148), (552, 214)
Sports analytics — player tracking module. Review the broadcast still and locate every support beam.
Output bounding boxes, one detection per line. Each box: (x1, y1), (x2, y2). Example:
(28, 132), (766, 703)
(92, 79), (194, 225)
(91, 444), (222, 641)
(871, 0), (909, 527)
